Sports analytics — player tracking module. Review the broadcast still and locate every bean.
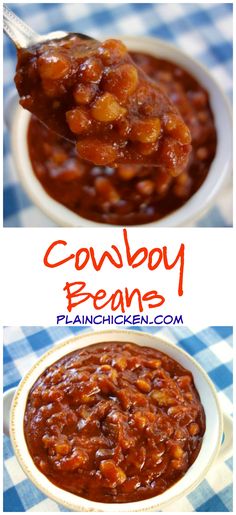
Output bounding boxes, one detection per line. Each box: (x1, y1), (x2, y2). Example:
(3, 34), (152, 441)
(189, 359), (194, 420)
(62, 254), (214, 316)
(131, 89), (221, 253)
(196, 147), (208, 160)
(136, 180), (155, 196)
(95, 177), (120, 203)
(131, 118), (161, 144)
(188, 423), (200, 436)
(155, 170), (172, 195)
(151, 389), (175, 406)
(52, 151), (67, 165)
(99, 364), (112, 371)
(55, 442), (71, 455)
(103, 64), (138, 102)
(116, 118), (131, 138)
(66, 108), (91, 134)
(113, 356), (127, 371)
(38, 54), (70, 80)
(100, 353), (111, 364)
(135, 141), (158, 156)
(91, 92), (126, 122)
(158, 71), (173, 82)
(100, 39), (127, 65)
(136, 378), (151, 393)
(171, 458), (184, 470)
(171, 444), (184, 459)
(55, 449), (89, 471)
(77, 138), (118, 165)
(39, 460), (49, 473)
(190, 90), (208, 108)
(149, 444), (165, 464)
(198, 110), (208, 123)
(185, 393), (193, 401)
(117, 165), (139, 180)
(164, 113), (191, 145)
(73, 83), (97, 104)
(95, 449), (113, 459)
(80, 57), (103, 83)
(177, 375), (192, 388)
(147, 359), (162, 369)
(100, 460), (126, 487)
(121, 477), (141, 493)
(173, 172), (191, 198)
(159, 138), (185, 171)
(57, 160), (85, 182)
(132, 411), (148, 429)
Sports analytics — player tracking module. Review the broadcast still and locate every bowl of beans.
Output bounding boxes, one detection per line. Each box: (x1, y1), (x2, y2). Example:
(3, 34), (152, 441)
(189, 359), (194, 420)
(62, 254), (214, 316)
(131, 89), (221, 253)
(10, 35), (232, 227)
(5, 329), (231, 511)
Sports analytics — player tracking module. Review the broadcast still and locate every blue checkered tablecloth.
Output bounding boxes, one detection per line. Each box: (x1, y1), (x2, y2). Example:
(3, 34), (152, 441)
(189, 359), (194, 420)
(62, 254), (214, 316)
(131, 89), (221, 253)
(3, 2), (233, 227)
(3, 326), (233, 512)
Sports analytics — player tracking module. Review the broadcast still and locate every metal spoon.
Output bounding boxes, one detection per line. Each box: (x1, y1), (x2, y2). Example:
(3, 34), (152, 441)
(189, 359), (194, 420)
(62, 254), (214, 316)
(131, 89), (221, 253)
(3, 5), (190, 169)
(3, 4), (93, 48)
(3, 4), (96, 143)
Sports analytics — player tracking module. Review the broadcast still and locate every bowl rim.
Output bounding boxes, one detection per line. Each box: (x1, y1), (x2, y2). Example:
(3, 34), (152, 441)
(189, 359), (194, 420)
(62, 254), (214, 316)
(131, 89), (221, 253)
(10, 329), (223, 511)
(11, 35), (232, 228)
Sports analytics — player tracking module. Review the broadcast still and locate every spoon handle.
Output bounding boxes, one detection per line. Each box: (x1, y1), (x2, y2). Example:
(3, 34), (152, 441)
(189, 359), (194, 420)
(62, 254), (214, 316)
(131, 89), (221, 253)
(3, 4), (38, 48)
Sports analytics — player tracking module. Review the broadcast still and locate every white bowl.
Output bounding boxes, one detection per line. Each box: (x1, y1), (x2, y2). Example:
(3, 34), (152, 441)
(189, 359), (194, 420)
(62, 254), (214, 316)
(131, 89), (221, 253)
(5, 329), (232, 511)
(10, 36), (232, 227)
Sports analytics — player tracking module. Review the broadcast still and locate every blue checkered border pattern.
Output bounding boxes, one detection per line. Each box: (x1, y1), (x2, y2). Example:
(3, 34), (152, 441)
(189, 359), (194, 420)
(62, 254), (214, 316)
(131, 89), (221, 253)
(3, 3), (233, 227)
(3, 325), (233, 511)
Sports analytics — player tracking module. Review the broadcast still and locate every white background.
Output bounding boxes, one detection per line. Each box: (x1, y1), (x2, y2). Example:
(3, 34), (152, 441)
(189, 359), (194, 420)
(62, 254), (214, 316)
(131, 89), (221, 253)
(2, 227), (233, 326)
(0, 2), (234, 515)
(1, 0), (234, 331)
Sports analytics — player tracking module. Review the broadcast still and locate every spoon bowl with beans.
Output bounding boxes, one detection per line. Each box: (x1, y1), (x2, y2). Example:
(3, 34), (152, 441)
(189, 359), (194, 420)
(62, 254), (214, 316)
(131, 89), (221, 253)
(4, 5), (192, 172)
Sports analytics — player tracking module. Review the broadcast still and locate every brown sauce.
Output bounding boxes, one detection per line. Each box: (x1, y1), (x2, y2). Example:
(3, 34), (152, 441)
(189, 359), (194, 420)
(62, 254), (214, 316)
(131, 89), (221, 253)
(16, 36), (191, 169)
(24, 341), (205, 503)
(27, 52), (216, 226)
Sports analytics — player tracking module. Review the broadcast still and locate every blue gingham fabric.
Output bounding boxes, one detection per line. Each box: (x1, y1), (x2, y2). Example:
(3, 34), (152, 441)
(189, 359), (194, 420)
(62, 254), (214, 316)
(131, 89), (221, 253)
(3, 326), (233, 512)
(3, 3), (232, 227)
